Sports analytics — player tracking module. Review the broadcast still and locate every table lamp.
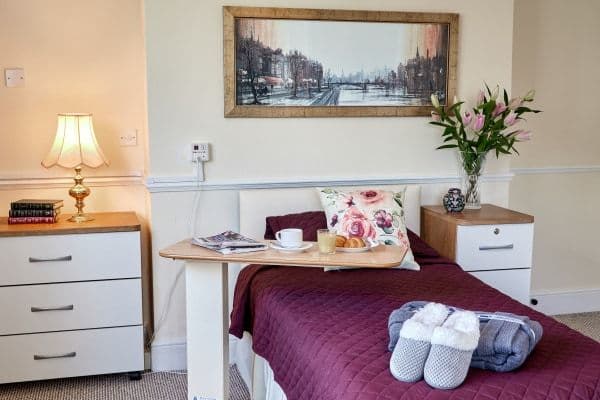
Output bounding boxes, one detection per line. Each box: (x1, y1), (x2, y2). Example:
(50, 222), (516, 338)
(42, 113), (109, 222)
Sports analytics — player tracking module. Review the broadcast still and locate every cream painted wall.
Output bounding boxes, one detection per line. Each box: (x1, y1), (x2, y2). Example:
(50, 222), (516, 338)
(0, 0), (152, 337)
(510, 0), (600, 294)
(145, 0), (516, 365)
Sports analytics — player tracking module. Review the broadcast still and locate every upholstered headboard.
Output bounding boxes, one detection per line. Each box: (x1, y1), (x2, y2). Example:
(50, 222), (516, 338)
(239, 185), (421, 240)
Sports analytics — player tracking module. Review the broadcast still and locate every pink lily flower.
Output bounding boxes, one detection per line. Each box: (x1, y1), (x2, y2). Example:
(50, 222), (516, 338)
(504, 111), (518, 126)
(431, 111), (441, 122)
(492, 102), (507, 117)
(471, 114), (485, 131)
(515, 130), (532, 141)
(462, 111), (473, 126)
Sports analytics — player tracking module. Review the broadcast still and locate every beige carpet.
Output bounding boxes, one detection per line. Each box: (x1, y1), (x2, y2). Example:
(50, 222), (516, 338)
(2, 313), (599, 399)
(554, 311), (600, 342)
(0, 365), (249, 400)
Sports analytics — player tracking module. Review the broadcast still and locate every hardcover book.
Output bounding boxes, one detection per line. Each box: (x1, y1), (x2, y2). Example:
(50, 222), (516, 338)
(7, 216), (59, 224)
(10, 199), (64, 210)
(8, 208), (61, 218)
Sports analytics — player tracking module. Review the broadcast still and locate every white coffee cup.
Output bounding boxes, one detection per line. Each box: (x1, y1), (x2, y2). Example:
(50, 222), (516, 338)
(275, 228), (303, 248)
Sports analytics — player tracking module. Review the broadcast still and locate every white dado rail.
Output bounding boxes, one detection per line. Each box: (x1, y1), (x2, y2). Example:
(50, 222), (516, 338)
(145, 173), (514, 193)
(0, 172), (144, 190)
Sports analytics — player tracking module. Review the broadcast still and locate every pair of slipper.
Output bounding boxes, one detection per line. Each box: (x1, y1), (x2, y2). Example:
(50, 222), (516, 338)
(390, 302), (480, 390)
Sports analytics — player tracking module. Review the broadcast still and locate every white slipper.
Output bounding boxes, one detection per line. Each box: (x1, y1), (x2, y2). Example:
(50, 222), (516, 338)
(390, 302), (449, 382)
(424, 310), (480, 389)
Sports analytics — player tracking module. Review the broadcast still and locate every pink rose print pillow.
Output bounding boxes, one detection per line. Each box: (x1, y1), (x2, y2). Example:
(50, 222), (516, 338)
(317, 187), (419, 271)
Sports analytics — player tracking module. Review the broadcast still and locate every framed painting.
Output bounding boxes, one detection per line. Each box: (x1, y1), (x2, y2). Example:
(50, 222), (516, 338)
(223, 6), (458, 118)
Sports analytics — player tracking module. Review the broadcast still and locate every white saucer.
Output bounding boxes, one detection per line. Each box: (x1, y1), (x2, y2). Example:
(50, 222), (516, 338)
(269, 242), (313, 252)
(336, 238), (380, 253)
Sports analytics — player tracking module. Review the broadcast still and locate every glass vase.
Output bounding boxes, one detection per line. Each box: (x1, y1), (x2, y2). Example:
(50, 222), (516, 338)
(457, 150), (487, 210)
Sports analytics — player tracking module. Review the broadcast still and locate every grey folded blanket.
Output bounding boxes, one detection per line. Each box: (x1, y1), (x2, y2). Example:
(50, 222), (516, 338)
(388, 301), (543, 372)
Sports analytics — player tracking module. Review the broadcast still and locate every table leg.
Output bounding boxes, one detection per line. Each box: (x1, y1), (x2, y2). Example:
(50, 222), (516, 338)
(185, 261), (229, 400)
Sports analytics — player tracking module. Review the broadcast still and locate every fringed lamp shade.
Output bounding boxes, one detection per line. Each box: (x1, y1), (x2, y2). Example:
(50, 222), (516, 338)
(42, 113), (109, 223)
(42, 113), (109, 168)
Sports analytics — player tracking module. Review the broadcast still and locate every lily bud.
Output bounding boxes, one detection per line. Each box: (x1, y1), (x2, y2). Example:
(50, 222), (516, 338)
(476, 90), (485, 105)
(490, 85), (500, 100)
(492, 102), (507, 117)
(471, 114), (485, 131)
(515, 130), (532, 141)
(508, 97), (523, 109)
(523, 89), (536, 102)
(431, 94), (440, 108)
(504, 111), (518, 126)
(462, 111), (473, 126)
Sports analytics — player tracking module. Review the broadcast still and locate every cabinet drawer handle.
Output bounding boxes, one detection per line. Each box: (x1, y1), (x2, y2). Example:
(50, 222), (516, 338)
(31, 305), (74, 312)
(479, 244), (514, 251)
(28, 255), (72, 263)
(33, 352), (76, 361)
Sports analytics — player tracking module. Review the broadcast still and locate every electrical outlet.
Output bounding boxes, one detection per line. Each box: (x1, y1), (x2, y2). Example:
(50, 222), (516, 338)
(120, 129), (138, 146)
(191, 142), (210, 162)
(5, 68), (25, 88)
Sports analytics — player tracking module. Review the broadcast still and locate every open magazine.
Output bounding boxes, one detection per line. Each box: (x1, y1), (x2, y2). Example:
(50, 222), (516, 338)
(191, 230), (267, 255)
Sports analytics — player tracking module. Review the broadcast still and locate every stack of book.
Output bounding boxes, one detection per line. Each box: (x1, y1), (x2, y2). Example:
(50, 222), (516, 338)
(8, 199), (63, 224)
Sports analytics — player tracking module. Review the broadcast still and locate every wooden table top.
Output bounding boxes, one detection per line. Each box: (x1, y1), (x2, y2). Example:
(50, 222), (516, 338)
(421, 204), (534, 225)
(159, 240), (408, 269)
(0, 212), (140, 237)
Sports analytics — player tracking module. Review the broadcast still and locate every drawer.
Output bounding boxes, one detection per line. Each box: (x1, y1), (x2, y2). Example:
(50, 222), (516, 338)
(456, 223), (533, 271)
(0, 231), (141, 286)
(0, 326), (144, 384)
(0, 279), (142, 335)
(470, 268), (531, 305)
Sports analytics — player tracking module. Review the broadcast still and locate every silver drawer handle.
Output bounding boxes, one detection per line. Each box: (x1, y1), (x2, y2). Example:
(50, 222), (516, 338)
(31, 305), (74, 312)
(28, 255), (72, 263)
(479, 244), (514, 251)
(34, 352), (76, 361)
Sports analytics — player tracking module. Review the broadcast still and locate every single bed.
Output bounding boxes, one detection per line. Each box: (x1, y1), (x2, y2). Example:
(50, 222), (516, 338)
(230, 186), (600, 400)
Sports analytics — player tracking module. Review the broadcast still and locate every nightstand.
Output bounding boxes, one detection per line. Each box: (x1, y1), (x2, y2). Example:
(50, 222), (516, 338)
(421, 204), (534, 305)
(0, 212), (144, 383)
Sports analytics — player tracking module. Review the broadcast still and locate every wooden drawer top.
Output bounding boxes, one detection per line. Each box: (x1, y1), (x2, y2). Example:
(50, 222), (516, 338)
(0, 212), (140, 237)
(422, 204), (534, 226)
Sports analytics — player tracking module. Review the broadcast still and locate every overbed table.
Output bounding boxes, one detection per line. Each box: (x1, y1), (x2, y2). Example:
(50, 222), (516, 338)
(159, 240), (407, 400)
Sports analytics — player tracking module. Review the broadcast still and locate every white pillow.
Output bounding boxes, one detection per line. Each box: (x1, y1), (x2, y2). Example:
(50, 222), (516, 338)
(317, 187), (420, 271)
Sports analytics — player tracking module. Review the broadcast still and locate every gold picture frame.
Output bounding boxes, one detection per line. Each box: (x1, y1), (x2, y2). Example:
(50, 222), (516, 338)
(223, 6), (458, 118)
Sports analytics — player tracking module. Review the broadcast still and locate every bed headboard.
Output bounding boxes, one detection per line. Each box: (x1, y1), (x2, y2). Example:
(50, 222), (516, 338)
(239, 185), (421, 240)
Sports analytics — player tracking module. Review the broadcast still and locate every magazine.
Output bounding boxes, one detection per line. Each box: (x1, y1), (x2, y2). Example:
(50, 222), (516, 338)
(191, 230), (267, 254)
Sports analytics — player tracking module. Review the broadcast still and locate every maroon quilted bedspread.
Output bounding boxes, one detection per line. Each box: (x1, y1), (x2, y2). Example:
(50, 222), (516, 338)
(230, 232), (600, 399)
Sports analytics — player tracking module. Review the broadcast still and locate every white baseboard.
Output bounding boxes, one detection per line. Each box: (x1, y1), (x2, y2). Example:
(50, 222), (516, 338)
(150, 341), (187, 371)
(530, 288), (600, 315)
(150, 337), (238, 371)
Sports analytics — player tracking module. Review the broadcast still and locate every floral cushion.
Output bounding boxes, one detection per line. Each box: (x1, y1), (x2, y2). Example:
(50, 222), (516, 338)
(317, 187), (419, 271)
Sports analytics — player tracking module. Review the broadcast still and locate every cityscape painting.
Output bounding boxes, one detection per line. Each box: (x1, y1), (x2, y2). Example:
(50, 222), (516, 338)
(223, 7), (458, 117)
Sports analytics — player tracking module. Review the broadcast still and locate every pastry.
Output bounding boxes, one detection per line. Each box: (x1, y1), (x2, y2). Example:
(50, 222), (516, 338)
(335, 235), (347, 247)
(344, 237), (366, 248)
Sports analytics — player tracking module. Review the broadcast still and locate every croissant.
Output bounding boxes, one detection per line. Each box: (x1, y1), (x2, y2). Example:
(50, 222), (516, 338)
(344, 237), (366, 248)
(335, 235), (347, 247)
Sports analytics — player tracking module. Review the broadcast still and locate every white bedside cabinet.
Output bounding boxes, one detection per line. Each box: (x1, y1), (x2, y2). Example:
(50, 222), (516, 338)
(0, 212), (144, 384)
(421, 204), (534, 305)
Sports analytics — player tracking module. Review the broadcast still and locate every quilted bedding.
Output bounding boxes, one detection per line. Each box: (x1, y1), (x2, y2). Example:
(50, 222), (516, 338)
(230, 232), (600, 399)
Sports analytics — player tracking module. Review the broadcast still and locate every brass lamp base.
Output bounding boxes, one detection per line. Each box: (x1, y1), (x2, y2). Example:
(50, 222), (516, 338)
(68, 166), (94, 223)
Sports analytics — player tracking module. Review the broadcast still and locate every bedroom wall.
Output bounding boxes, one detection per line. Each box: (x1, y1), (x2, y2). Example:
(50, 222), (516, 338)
(145, 0), (516, 369)
(510, 0), (600, 311)
(0, 0), (153, 341)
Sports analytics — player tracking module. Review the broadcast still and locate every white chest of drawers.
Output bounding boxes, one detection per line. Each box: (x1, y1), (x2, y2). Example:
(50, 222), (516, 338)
(0, 212), (144, 384)
(421, 204), (534, 305)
